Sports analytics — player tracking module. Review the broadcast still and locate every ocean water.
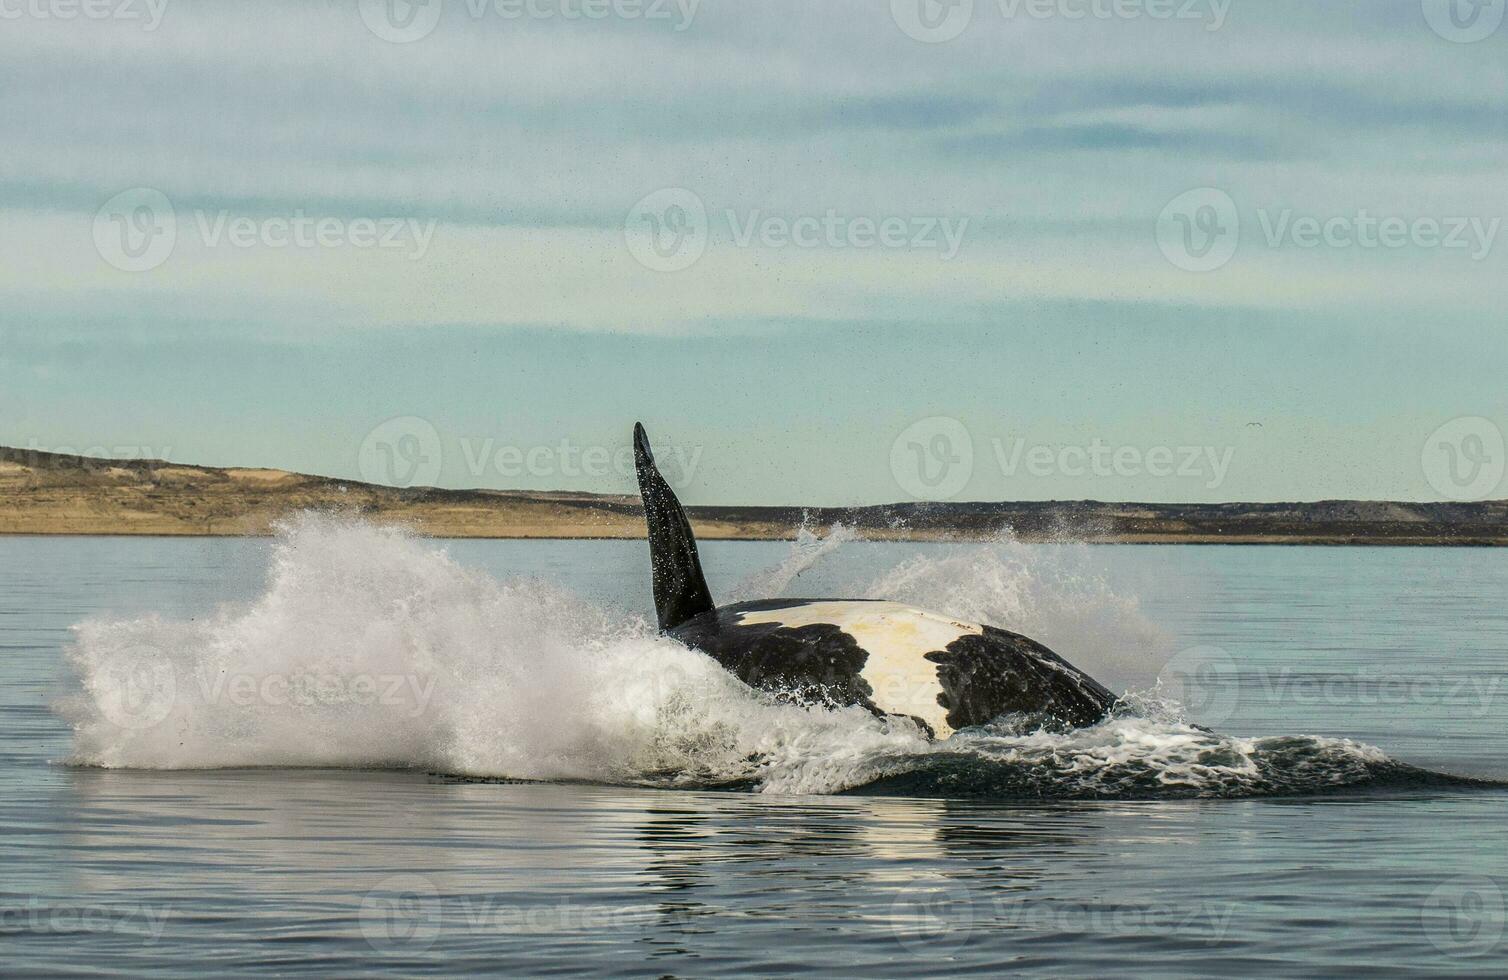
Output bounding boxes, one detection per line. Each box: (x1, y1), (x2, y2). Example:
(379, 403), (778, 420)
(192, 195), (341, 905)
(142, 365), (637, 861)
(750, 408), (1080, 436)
(2, 519), (1506, 975)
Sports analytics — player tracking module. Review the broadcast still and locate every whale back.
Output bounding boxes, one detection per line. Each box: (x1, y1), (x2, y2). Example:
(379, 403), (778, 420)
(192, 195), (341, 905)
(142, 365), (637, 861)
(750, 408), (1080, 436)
(668, 599), (1118, 738)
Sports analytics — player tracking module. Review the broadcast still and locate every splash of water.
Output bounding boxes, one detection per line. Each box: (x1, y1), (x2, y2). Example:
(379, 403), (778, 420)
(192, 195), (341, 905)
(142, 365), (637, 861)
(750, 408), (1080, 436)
(60, 515), (928, 792)
(58, 515), (1476, 799)
(856, 530), (1171, 694)
(726, 520), (858, 602)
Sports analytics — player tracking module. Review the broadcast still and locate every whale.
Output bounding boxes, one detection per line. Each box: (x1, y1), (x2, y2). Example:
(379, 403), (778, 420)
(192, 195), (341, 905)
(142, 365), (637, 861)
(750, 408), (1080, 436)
(634, 423), (1119, 739)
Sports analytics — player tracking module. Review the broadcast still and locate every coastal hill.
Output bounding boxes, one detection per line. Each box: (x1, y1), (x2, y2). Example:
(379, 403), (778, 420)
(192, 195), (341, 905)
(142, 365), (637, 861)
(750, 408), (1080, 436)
(2, 446), (1505, 544)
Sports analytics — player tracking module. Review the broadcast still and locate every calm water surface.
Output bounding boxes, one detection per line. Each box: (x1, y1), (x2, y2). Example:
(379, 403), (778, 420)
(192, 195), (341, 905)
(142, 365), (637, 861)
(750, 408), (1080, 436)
(2, 535), (1505, 976)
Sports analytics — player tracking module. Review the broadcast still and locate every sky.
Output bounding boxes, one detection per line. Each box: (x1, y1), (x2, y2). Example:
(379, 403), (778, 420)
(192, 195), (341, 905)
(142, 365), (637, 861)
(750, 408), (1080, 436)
(1, 0), (1505, 506)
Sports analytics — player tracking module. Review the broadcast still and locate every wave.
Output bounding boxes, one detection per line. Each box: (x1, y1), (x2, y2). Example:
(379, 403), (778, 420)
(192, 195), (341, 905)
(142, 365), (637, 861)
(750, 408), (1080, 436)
(57, 514), (1495, 799)
(842, 720), (1492, 800)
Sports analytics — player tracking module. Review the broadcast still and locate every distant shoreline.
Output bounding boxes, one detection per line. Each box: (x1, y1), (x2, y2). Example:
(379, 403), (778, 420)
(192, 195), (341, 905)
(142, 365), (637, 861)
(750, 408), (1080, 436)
(3, 529), (1507, 547)
(3, 446), (1506, 546)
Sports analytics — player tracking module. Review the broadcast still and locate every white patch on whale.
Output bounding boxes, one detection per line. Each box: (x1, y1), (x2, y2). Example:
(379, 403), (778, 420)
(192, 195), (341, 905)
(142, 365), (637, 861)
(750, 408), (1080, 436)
(735, 600), (980, 738)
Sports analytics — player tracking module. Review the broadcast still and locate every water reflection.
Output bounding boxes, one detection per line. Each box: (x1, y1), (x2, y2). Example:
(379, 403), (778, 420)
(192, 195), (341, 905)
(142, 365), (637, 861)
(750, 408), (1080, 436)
(4, 758), (1501, 975)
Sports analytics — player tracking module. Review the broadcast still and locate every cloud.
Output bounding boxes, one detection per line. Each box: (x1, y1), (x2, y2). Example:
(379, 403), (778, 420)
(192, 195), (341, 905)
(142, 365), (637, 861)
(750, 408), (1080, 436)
(0, 0), (1503, 339)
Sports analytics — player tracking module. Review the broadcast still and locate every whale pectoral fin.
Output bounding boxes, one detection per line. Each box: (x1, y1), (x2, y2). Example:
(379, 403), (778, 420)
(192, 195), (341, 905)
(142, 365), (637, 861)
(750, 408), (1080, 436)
(928, 627), (1118, 731)
(634, 423), (715, 632)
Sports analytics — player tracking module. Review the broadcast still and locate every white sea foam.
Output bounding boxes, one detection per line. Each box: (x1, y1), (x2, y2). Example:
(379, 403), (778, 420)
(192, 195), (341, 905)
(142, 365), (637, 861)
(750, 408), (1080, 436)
(59, 515), (1418, 798)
